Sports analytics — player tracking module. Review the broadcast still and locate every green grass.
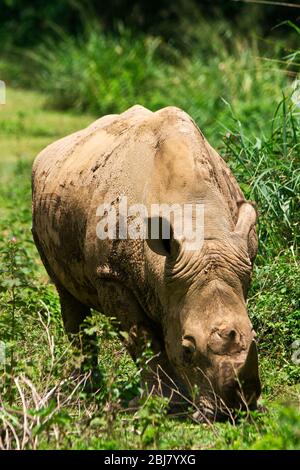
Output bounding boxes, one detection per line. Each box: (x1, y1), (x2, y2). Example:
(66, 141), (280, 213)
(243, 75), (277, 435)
(0, 87), (93, 173)
(0, 84), (299, 449)
(2, 26), (298, 146)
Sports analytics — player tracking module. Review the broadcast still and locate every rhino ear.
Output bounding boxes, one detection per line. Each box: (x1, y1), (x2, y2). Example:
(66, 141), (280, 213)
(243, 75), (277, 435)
(234, 201), (257, 239)
(145, 216), (181, 257)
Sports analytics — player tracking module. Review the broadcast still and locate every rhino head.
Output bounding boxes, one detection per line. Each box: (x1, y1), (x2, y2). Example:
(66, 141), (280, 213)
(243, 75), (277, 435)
(146, 201), (261, 421)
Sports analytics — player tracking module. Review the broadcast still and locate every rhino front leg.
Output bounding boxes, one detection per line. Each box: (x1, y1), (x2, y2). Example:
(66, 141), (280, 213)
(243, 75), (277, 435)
(137, 343), (189, 408)
(57, 284), (104, 391)
(59, 289), (104, 393)
(57, 284), (98, 371)
(126, 327), (189, 413)
(97, 281), (187, 406)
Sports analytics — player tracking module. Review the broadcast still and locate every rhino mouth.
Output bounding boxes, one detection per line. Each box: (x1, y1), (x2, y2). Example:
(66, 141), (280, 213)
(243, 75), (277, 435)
(191, 391), (259, 424)
(192, 398), (219, 423)
(164, 376), (260, 423)
(166, 394), (221, 423)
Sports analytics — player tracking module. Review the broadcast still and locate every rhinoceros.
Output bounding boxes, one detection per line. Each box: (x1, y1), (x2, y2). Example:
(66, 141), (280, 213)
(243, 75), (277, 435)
(32, 105), (261, 421)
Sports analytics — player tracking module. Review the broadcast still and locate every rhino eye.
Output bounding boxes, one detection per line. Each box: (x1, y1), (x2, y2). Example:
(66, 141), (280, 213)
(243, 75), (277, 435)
(182, 336), (196, 364)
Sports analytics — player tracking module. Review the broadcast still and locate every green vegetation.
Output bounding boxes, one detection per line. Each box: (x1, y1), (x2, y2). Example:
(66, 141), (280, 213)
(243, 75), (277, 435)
(0, 9), (299, 450)
(1, 0), (299, 48)
(32, 29), (289, 143)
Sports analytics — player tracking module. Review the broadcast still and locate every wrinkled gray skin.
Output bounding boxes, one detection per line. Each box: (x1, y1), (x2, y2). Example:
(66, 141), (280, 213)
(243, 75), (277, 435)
(32, 106), (261, 421)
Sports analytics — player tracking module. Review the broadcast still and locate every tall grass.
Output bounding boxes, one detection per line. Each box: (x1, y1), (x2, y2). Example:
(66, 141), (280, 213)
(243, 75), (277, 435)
(34, 31), (163, 114)
(28, 27), (296, 143)
(223, 96), (300, 259)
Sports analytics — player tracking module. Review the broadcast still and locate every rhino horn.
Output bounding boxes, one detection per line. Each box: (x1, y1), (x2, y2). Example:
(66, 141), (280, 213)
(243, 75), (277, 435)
(238, 340), (261, 400)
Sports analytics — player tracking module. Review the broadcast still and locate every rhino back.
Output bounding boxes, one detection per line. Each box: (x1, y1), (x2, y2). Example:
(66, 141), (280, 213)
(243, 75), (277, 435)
(32, 105), (245, 312)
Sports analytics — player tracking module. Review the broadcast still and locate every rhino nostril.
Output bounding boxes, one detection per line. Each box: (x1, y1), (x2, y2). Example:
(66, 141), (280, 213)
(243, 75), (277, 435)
(217, 328), (237, 341)
(228, 329), (236, 340)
